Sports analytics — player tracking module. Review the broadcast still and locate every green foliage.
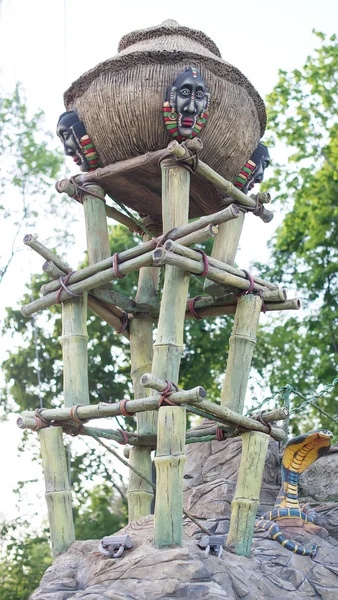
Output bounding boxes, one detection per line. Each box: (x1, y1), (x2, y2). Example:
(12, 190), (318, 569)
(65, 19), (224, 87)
(0, 85), (65, 282)
(0, 520), (52, 600)
(255, 32), (338, 432)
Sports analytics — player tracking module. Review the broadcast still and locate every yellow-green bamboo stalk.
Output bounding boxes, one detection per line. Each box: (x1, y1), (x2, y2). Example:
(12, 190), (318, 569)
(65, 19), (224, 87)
(221, 294), (262, 414)
(82, 184), (110, 264)
(153, 159), (190, 546)
(128, 229), (159, 521)
(39, 427), (75, 555)
(204, 209), (245, 297)
(61, 295), (89, 407)
(154, 406), (186, 546)
(226, 431), (269, 556)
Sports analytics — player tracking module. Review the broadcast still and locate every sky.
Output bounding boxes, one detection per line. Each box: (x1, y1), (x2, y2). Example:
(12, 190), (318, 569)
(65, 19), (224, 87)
(0, 0), (337, 523)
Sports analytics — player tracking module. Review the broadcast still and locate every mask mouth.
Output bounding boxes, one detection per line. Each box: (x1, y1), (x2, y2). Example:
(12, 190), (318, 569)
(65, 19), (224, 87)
(181, 117), (194, 127)
(73, 155), (81, 165)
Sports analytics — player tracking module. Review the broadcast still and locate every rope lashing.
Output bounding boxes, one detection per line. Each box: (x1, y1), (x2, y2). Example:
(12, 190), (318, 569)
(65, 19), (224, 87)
(237, 270), (255, 297)
(56, 271), (81, 303)
(32, 408), (49, 431)
(177, 143), (200, 173)
(117, 428), (129, 445)
(112, 253), (125, 279)
(189, 296), (203, 320)
(68, 177), (106, 205)
(256, 412), (272, 435)
(69, 404), (88, 425)
(215, 426), (226, 441)
(119, 398), (135, 417)
(158, 380), (179, 407)
(155, 227), (178, 248)
(239, 194), (264, 217)
(195, 249), (209, 277)
(116, 311), (129, 334)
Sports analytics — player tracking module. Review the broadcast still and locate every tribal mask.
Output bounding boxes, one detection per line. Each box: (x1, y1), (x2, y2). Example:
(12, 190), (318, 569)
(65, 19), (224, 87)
(163, 67), (210, 141)
(235, 143), (270, 193)
(56, 111), (99, 172)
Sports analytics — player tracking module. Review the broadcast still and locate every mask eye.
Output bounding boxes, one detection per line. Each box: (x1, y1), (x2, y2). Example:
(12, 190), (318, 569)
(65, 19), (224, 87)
(62, 131), (70, 141)
(180, 87), (190, 96)
(195, 90), (204, 99)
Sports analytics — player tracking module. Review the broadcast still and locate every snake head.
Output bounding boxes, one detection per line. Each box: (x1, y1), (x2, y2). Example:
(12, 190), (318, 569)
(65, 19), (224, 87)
(283, 430), (333, 473)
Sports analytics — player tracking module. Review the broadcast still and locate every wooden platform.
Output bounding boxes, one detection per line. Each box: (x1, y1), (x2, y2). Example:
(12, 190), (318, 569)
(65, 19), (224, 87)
(79, 149), (224, 221)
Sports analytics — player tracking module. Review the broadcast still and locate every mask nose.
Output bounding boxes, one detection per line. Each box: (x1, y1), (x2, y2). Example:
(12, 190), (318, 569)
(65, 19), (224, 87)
(186, 96), (196, 113)
(65, 144), (74, 156)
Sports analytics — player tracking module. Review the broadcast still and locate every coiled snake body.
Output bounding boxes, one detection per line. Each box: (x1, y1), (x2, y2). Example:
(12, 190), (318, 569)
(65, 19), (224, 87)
(255, 430), (333, 557)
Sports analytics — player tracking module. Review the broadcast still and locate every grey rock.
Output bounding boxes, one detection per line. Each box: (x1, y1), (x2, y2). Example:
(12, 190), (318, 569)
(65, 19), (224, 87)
(299, 446), (338, 502)
(31, 435), (338, 600)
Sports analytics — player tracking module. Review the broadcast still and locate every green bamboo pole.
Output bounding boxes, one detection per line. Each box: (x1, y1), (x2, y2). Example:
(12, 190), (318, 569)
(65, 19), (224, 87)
(226, 431), (269, 556)
(204, 208), (245, 298)
(153, 159), (190, 547)
(128, 228), (159, 521)
(61, 294), (89, 407)
(154, 406), (186, 546)
(82, 184), (110, 264)
(221, 294), (262, 414)
(39, 427), (75, 555)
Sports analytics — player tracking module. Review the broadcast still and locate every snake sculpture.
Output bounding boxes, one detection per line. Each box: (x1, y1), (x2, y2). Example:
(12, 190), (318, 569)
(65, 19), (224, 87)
(255, 429), (333, 558)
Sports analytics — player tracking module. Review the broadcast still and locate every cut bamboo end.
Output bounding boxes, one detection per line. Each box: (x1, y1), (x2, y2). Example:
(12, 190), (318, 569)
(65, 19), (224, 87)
(141, 373), (207, 401)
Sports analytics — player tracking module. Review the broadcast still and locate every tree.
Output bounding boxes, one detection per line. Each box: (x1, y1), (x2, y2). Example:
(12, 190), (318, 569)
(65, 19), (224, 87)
(255, 31), (338, 433)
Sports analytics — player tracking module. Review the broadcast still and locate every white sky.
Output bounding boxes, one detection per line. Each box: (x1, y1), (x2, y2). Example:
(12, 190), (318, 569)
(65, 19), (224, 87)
(0, 0), (337, 522)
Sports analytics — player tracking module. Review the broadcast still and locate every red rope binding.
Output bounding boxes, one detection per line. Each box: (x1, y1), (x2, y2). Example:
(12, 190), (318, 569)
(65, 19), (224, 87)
(195, 249), (209, 277)
(69, 404), (86, 424)
(56, 271), (81, 304)
(237, 270), (255, 297)
(189, 296), (203, 320)
(117, 428), (129, 445)
(116, 311), (129, 334)
(112, 253), (125, 279)
(119, 399), (135, 417)
(216, 426), (225, 441)
(158, 381), (179, 407)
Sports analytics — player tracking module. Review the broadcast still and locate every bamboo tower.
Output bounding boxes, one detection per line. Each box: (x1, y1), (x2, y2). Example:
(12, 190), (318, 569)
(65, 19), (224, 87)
(16, 20), (297, 559)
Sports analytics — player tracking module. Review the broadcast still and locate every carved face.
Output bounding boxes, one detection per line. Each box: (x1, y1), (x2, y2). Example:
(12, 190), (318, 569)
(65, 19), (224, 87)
(235, 143), (270, 193)
(56, 111), (99, 172)
(163, 68), (210, 141)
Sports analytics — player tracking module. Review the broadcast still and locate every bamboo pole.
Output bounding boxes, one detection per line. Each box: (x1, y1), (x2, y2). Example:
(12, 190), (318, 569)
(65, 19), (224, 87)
(153, 249), (273, 295)
(221, 295), (262, 415)
(167, 140), (274, 222)
(61, 294), (89, 407)
(39, 427), (75, 555)
(226, 431), (269, 556)
(154, 406), (186, 546)
(164, 241), (279, 291)
(55, 178), (142, 233)
(18, 387), (206, 423)
(185, 298), (300, 319)
(140, 374), (285, 441)
(60, 186), (110, 408)
(151, 159), (191, 546)
(21, 251), (155, 317)
(42, 261), (129, 336)
(38, 204), (238, 297)
(128, 227), (160, 521)
(206, 210), (245, 297)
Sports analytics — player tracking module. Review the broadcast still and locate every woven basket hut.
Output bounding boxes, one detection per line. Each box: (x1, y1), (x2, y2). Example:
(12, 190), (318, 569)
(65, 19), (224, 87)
(65, 20), (266, 220)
